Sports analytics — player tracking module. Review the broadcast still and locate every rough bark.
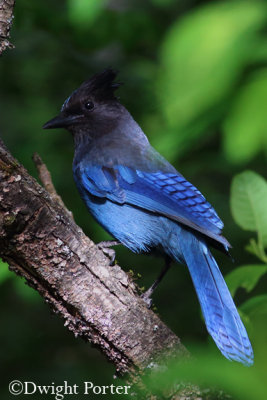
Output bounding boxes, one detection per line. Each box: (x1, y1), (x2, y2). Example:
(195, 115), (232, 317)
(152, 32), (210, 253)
(0, 140), (188, 378)
(0, 0), (15, 55)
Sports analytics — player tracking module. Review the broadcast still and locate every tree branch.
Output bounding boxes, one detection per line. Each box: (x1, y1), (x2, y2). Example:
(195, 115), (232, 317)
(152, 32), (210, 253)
(0, 0), (15, 55)
(0, 140), (189, 388)
(32, 152), (73, 219)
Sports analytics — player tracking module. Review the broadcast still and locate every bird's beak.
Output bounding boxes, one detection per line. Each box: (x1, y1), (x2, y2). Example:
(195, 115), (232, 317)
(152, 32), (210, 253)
(42, 113), (82, 130)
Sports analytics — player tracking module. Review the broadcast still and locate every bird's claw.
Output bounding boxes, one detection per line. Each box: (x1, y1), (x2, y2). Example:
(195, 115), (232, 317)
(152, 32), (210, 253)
(97, 241), (120, 266)
(141, 289), (153, 309)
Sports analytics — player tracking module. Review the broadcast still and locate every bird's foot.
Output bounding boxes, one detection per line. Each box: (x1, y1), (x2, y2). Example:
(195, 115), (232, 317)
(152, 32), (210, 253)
(141, 288), (154, 309)
(97, 240), (121, 266)
(141, 259), (171, 307)
(97, 240), (121, 248)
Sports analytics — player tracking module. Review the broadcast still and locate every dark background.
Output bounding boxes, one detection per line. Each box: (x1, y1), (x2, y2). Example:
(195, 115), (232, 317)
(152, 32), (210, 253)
(0, 1), (267, 398)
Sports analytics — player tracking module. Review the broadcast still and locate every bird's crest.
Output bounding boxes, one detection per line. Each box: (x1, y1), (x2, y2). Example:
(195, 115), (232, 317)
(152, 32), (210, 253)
(60, 68), (122, 112)
(80, 68), (122, 101)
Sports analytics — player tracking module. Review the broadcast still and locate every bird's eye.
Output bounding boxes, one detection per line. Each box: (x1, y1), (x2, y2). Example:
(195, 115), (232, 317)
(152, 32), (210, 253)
(84, 101), (94, 111)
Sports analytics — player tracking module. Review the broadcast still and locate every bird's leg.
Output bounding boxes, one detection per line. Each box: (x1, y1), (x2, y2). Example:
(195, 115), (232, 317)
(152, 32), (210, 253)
(141, 258), (172, 308)
(97, 240), (121, 265)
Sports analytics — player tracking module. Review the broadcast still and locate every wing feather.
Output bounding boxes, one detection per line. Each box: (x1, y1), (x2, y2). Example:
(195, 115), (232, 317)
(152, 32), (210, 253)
(77, 163), (229, 248)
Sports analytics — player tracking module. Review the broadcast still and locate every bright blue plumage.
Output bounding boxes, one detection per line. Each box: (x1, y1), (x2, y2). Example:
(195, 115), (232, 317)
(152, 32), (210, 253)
(43, 69), (253, 366)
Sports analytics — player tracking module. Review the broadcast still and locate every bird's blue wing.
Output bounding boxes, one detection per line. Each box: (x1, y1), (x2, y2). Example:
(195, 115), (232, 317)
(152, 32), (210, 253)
(125, 169), (223, 232)
(76, 163), (228, 247)
(79, 165), (125, 202)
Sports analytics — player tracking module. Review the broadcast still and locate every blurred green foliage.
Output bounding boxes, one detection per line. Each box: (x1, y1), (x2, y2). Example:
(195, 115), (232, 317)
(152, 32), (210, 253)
(0, 0), (267, 399)
(0, 261), (10, 285)
(226, 264), (267, 297)
(223, 70), (267, 164)
(141, 345), (267, 400)
(68, 0), (107, 27)
(227, 171), (267, 351)
(231, 171), (267, 260)
(156, 1), (267, 160)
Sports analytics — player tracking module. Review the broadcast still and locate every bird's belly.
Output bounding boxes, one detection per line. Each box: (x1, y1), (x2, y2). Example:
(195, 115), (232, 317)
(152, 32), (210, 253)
(84, 195), (181, 255)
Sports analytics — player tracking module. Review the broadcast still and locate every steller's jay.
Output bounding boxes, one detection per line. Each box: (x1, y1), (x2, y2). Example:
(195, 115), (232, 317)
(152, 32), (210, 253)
(43, 69), (253, 366)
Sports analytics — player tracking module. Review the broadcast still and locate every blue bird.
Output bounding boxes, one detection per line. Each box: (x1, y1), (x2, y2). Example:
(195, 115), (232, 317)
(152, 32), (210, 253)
(43, 69), (253, 366)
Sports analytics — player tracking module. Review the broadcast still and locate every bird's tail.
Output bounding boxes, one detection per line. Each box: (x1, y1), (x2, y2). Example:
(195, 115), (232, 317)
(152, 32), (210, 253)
(176, 229), (254, 366)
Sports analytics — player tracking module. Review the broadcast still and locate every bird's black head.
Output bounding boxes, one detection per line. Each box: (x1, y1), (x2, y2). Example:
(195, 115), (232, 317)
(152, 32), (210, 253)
(43, 68), (123, 133)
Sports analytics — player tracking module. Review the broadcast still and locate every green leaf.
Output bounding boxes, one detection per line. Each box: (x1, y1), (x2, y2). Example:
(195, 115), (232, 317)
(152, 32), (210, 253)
(159, 2), (267, 130)
(225, 264), (267, 297)
(223, 70), (267, 164)
(231, 171), (267, 250)
(240, 294), (267, 317)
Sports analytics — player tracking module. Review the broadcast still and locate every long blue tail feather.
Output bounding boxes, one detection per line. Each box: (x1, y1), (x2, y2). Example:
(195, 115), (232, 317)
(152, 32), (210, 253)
(178, 230), (253, 366)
